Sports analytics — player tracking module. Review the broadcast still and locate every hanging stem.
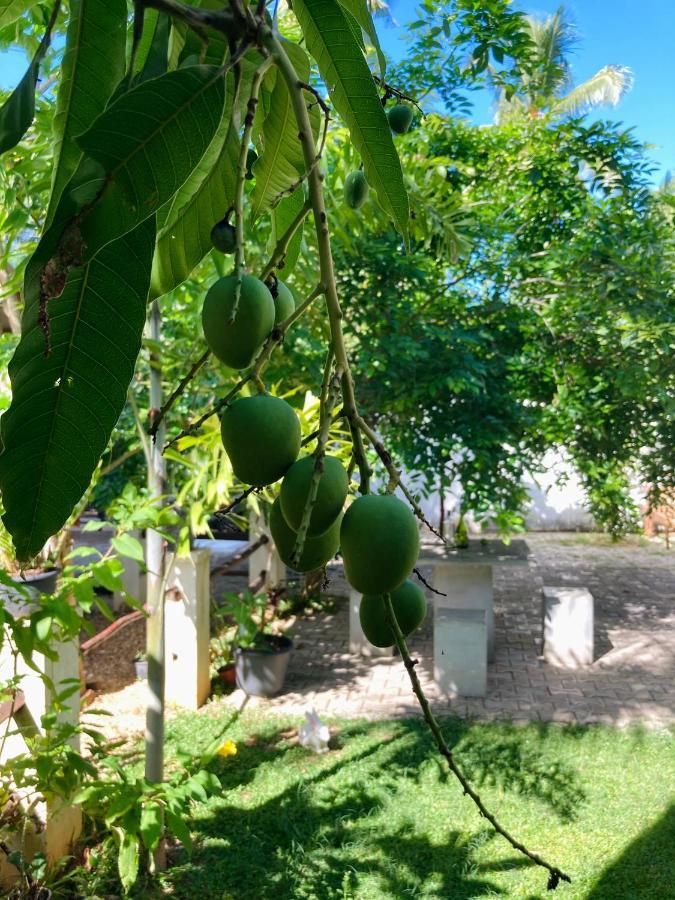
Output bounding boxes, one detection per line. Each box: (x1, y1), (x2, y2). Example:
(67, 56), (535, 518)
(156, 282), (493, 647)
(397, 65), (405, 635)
(383, 594), (571, 888)
(150, 349), (210, 440)
(260, 197), (312, 280)
(262, 32), (371, 493)
(230, 60), (272, 323)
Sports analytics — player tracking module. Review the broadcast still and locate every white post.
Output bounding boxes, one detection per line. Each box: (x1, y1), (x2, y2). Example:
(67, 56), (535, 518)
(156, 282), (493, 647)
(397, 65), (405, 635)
(164, 550), (212, 710)
(248, 508), (285, 590)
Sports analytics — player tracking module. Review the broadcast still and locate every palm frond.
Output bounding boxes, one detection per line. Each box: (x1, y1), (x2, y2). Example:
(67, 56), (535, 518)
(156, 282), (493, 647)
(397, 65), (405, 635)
(553, 65), (634, 116)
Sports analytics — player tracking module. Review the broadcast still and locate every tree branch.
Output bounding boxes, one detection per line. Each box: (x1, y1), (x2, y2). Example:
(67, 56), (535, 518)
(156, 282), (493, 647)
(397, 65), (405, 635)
(383, 594), (571, 889)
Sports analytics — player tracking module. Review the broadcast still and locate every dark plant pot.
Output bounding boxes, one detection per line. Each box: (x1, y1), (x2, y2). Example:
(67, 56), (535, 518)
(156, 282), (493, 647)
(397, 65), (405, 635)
(13, 568), (60, 597)
(134, 659), (148, 680)
(235, 635), (293, 698)
(217, 663), (237, 686)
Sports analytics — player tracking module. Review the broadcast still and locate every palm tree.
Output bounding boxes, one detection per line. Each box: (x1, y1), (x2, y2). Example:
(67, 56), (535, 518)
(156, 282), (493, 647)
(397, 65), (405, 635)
(496, 5), (633, 121)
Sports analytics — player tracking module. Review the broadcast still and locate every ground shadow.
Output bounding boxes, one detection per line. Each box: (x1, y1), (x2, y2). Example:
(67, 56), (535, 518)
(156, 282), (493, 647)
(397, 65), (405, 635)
(131, 716), (589, 899)
(586, 802), (675, 899)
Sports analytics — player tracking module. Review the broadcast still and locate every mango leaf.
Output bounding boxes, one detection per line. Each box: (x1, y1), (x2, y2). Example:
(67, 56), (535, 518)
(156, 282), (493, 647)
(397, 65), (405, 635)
(139, 801), (163, 852)
(249, 41), (318, 221)
(76, 65), (225, 259)
(150, 56), (264, 298)
(0, 0), (42, 29)
(45, 0), (127, 229)
(292, 0), (408, 237)
(337, 0), (386, 78)
(270, 189), (305, 275)
(132, 9), (170, 83)
(0, 218), (155, 560)
(0, 1), (59, 155)
(114, 827), (140, 893)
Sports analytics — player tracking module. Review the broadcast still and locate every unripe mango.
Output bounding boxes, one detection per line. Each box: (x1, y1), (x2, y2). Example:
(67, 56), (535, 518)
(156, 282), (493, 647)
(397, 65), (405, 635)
(273, 281), (296, 325)
(270, 497), (340, 573)
(210, 218), (236, 254)
(280, 454), (348, 536)
(359, 579), (427, 648)
(340, 494), (419, 594)
(387, 103), (413, 134)
(202, 274), (274, 370)
(220, 395), (300, 486)
(344, 170), (369, 209)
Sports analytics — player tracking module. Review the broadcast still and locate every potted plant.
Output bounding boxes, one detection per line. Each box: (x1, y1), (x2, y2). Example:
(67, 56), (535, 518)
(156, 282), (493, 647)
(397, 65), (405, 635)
(224, 590), (293, 697)
(0, 518), (60, 600)
(210, 633), (236, 686)
(133, 651), (148, 681)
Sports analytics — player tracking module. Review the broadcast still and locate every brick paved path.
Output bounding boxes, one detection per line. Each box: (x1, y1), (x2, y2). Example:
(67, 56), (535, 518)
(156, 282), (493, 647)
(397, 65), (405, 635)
(226, 535), (675, 728)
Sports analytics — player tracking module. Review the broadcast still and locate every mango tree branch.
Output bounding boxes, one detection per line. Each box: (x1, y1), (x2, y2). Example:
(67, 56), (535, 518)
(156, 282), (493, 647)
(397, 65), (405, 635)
(262, 30), (371, 493)
(164, 283), (325, 450)
(150, 350), (210, 440)
(231, 60), (272, 322)
(357, 415), (445, 542)
(383, 594), (571, 890)
(260, 197), (312, 280)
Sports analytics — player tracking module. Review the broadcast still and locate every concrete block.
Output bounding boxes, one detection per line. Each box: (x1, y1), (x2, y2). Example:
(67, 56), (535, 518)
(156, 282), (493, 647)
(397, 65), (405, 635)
(348, 590), (394, 657)
(164, 550), (211, 710)
(433, 563), (494, 661)
(543, 586), (594, 668)
(434, 607), (487, 697)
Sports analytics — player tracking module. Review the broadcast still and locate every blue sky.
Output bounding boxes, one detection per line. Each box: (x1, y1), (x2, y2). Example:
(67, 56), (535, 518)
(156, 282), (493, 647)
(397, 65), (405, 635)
(1, 1), (673, 180)
(379, 0), (675, 182)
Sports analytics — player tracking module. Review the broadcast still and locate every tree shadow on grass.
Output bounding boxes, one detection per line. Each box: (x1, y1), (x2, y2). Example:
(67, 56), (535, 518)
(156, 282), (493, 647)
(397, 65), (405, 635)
(149, 716), (588, 899)
(586, 802), (675, 900)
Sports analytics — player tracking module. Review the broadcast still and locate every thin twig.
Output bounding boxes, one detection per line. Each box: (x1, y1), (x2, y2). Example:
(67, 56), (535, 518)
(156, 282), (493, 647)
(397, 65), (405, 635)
(260, 197), (312, 280)
(383, 594), (571, 889)
(150, 350), (210, 440)
(413, 566), (447, 597)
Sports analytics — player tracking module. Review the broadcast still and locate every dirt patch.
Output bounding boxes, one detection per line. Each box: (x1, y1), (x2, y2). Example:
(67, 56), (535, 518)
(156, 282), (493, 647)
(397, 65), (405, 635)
(82, 616), (145, 694)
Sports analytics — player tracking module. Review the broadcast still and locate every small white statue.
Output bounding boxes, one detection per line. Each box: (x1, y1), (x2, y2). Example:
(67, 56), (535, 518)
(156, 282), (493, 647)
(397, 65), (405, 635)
(298, 707), (330, 753)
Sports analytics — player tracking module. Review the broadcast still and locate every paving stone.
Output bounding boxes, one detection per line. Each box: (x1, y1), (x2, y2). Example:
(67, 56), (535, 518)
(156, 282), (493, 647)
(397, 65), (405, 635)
(221, 535), (674, 728)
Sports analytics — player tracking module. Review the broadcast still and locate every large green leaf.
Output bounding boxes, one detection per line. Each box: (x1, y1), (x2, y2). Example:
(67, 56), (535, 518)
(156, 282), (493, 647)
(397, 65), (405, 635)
(0, 0), (42, 29)
(0, 2), (59, 155)
(0, 218), (155, 560)
(150, 55), (263, 298)
(292, 0), (408, 237)
(76, 65), (226, 258)
(337, 0), (386, 78)
(249, 41), (316, 221)
(45, 0), (127, 228)
(270, 189), (305, 276)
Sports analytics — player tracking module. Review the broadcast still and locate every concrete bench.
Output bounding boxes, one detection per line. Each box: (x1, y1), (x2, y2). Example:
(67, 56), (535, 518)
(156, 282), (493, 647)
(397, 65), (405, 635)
(434, 607), (487, 697)
(543, 586), (594, 668)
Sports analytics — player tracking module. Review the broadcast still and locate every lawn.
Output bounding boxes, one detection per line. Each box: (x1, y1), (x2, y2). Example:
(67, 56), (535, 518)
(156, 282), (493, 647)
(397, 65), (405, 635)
(88, 708), (675, 899)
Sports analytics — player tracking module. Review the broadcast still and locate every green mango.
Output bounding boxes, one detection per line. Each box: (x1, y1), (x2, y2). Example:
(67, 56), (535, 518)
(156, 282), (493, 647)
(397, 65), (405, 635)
(280, 454), (348, 536)
(359, 580), (427, 648)
(270, 497), (341, 573)
(273, 280), (296, 325)
(201, 274), (274, 370)
(340, 494), (419, 593)
(344, 170), (369, 209)
(387, 103), (414, 135)
(220, 395), (300, 486)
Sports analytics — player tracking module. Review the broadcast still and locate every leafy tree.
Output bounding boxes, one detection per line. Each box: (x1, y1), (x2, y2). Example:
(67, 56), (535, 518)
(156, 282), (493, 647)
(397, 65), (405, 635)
(0, 0), (572, 891)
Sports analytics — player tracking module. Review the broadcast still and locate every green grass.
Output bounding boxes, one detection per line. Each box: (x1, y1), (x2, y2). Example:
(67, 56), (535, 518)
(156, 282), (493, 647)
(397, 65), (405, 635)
(90, 709), (675, 899)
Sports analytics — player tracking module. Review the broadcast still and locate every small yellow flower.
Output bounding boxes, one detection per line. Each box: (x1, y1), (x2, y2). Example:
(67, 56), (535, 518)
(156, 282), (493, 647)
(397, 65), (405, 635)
(217, 739), (237, 758)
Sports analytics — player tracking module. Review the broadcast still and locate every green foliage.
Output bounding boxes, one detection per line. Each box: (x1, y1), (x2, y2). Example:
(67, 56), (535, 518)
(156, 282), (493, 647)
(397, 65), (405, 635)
(292, 0), (409, 237)
(45, 0), (127, 227)
(0, 0), (58, 155)
(0, 218), (156, 560)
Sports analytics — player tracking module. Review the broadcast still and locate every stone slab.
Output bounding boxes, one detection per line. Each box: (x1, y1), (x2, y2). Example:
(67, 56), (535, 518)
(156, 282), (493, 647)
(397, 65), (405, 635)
(543, 586), (594, 668)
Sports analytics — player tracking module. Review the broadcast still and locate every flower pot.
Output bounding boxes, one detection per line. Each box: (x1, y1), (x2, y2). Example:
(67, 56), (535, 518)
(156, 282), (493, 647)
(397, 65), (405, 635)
(217, 663), (237, 686)
(235, 634), (293, 697)
(14, 567), (59, 597)
(134, 659), (148, 680)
